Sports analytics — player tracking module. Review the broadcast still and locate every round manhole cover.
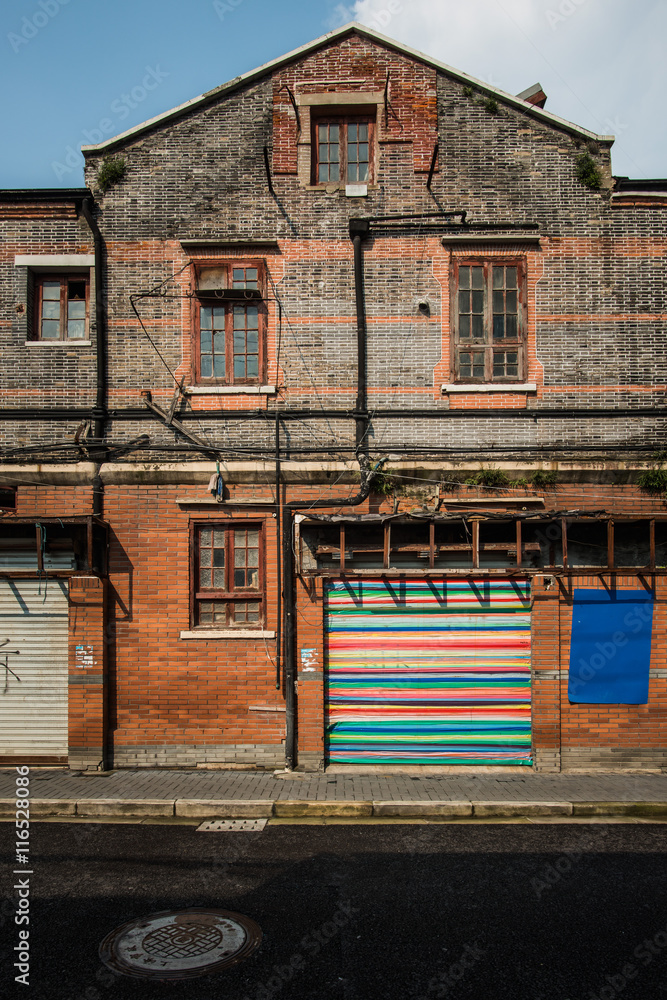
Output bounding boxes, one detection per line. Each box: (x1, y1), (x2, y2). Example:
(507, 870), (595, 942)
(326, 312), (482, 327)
(99, 908), (262, 980)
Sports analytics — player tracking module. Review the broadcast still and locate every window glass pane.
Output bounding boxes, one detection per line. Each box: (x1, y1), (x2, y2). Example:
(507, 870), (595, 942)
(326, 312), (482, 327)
(318, 124), (328, 140)
(329, 161), (340, 182)
(211, 306), (225, 328)
(213, 568), (225, 587)
(349, 123), (358, 141)
(492, 267), (504, 289)
(471, 267), (484, 289)
(213, 331), (225, 353)
(199, 601), (213, 624)
(234, 358), (246, 378)
(68, 321), (86, 339)
(200, 330), (212, 353)
(458, 290), (470, 313)
(358, 162), (368, 182)
(200, 306), (212, 328)
(506, 290), (517, 314)
(213, 355), (226, 377)
(42, 301), (60, 320)
(41, 320), (60, 339)
(233, 306), (246, 328)
(200, 356), (212, 377)
(246, 357), (259, 378)
(234, 569), (246, 588)
(493, 315), (505, 340)
(247, 305), (258, 326)
(42, 281), (60, 300)
(232, 268), (244, 287)
(247, 530), (259, 546)
(199, 567), (211, 588)
(318, 164), (328, 183)
(506, 266), (517, 288)
(505, 314), (517, 339)
(213, 548), (225, 567)
(492, 290), (505, 313)
(471, 314), (484, 339)
(459, 267), (470, 289)
(459, 314), (470, 339)
(201, 529), (212, 546)
(200, 548), (212, 567)
(213, 530), (225, 545)
(247, 331), (259, 351)
(68, 299), (86, 319)
(471, 290), (484, 313)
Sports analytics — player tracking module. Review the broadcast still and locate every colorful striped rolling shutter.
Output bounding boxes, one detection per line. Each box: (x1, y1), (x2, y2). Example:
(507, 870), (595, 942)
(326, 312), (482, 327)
(326, 577), (531, 764)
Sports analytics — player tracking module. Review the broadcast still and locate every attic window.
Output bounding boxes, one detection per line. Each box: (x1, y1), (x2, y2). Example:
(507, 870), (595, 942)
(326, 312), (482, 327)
(311, 114), (374, 185)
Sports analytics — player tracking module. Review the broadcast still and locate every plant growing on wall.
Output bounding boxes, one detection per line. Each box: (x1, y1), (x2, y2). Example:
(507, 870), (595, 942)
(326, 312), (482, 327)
(638, 453), (667, 498)
(575, 153), (602, 190)
(463, 467), (510, 488)
(97, 156), (126, 194)
(532, 470), (558, 487)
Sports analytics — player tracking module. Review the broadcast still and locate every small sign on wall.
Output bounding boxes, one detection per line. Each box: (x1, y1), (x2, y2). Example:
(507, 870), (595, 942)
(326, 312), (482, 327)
(75, 644), (95, 669)
(300, 648), (318, 672)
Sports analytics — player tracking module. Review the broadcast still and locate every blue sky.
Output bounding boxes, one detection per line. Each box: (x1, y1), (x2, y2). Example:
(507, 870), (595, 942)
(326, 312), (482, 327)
(0, 0), (664, 189)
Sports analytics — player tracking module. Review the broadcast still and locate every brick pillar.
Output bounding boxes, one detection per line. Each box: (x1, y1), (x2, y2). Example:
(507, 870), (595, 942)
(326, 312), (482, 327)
(531, 577), (562, 772)
(68, 576), (107, 771)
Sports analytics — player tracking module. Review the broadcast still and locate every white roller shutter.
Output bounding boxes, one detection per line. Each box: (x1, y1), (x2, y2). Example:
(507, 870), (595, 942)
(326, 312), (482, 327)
(0, 579), (69, 760)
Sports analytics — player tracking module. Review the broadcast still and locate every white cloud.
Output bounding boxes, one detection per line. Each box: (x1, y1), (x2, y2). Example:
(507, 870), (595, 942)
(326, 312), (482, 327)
(336, 0), (666, 177)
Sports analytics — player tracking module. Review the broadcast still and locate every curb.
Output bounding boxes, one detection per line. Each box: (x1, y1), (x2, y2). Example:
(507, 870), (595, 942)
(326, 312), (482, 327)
(2, 798), (667, 820)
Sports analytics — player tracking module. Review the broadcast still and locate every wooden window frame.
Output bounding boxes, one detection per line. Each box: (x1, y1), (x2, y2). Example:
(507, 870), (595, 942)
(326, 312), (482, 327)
(192, 260), (266, 386)
(451, 258), (526, 384)
(311, 113), (375, 186)
(34, 274), (90, 341)
(190, 520), (265, 629)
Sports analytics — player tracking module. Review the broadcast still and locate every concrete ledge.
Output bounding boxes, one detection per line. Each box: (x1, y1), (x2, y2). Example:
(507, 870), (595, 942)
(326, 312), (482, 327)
(76, 798), (174, 818)
(175, 799), (273, 818)
(31, 799), (77, 817)
(274, 800), (373, 818)
(372, 800), (472, 818)
(573, 801), (667, 817)
(472, 800), (573, 817)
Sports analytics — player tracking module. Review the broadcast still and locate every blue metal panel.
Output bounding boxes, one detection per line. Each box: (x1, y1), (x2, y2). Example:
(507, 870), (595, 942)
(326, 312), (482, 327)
(568, 589), (653, 704)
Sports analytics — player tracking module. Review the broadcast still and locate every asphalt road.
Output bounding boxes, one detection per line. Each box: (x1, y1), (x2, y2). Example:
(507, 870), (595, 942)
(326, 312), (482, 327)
(3, 820), (667, 1000)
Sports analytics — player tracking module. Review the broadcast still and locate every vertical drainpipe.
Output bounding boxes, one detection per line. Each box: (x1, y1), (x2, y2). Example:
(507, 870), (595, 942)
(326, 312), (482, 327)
(282, 217), (373, 770)
(80, 197), (107, 518)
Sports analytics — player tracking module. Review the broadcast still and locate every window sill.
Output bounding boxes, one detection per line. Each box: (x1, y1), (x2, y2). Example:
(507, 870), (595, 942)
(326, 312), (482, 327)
(441, 383), (537, 393)
(25, 340), (92, 347)
(180, 629), (276, 639)
(185, 385), (276, 395)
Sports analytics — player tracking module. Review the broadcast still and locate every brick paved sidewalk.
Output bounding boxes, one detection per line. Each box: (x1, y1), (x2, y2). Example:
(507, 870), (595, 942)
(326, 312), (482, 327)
(2, 767), (667, 804)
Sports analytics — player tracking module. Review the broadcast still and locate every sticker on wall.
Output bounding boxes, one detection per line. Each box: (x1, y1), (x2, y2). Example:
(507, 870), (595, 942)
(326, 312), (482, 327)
(75, 644), (95, 669)
(300, 648), (318, 671)
(568, 589), (653, 704)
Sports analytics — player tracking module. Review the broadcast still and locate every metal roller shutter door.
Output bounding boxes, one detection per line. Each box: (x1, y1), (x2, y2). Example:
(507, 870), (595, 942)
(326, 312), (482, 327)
(326, 577), (532, 765)
(0, 579), (69, 762)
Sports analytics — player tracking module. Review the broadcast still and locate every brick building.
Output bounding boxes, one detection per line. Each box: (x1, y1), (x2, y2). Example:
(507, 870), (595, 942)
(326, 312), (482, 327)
(1, 23), (666, 772)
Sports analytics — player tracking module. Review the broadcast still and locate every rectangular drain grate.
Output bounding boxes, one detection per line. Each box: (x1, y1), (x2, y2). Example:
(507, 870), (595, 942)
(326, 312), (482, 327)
(196, 818), (268, 832)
